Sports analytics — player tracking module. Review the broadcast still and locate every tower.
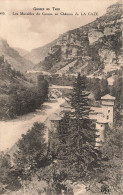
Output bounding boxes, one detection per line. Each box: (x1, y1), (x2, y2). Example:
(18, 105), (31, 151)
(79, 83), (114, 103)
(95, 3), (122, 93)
(95, 117), (108, 147)
(101, 94), (115, 126)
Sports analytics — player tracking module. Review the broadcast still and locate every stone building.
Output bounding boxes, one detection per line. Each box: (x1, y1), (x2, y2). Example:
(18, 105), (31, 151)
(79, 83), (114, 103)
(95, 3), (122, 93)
(46, 94), (115, 147)
(95, 118), (109, 147)
(89, 94), (116, 146)
(101, 94), (115, 126)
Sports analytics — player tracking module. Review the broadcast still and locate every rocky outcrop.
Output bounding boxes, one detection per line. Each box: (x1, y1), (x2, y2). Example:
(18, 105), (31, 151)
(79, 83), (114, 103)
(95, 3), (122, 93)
(88, 30), (104, 44)
(35, 2), (122, 76)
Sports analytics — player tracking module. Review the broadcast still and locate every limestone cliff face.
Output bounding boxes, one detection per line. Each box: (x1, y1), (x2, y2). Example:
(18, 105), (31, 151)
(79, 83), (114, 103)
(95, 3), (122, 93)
(36, 2), (122, 76)
(88, 30), (104, 45)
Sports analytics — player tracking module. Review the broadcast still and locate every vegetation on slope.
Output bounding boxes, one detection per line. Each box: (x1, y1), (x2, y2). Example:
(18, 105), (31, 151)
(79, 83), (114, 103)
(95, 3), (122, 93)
(0, 74), (122, 195)
(0, 38), (34, 72)
(35, 2), (122, 76)
(0, 56), (49, 120)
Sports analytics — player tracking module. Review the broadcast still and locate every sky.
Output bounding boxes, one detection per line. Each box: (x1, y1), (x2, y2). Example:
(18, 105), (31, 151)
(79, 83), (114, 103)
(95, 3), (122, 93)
(0, 0), (118, 51)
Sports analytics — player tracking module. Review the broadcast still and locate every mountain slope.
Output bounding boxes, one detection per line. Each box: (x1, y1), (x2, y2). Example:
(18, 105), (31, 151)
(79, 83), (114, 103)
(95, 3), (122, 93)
(35, 2), (122, 76)
(0, 56), (36, 120)
(0, 55), (33, 94)
(0, 38), (34, 72)
(24, 39), (57, 64)
(14, 47), (28, 56)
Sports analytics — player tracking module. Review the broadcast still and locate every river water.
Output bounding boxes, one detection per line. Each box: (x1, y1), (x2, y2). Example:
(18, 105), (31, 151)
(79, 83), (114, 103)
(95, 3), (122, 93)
(0, 98), (65, 151)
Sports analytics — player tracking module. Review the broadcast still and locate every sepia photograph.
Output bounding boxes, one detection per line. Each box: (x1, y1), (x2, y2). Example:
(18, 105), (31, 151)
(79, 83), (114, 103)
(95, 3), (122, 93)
(0, 0), (122, 194)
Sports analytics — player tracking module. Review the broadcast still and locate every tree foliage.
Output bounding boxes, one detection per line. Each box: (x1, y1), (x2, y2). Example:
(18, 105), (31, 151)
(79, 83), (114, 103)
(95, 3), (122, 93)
(68, 74), (101, 180)
(100, 126), (123, 194)
(110, 76), (122, 125)
(0, 75), (49, 120)
(50, 74), (101, 183)
(86, 77), (109, 100)
(0, 152), (20, 194)
(13, 123), (48, 181)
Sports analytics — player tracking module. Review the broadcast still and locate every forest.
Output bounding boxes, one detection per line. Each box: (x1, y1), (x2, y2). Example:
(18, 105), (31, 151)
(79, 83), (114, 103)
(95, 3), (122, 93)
(0, 74), (122, 195)
(0, 57), (49, 120)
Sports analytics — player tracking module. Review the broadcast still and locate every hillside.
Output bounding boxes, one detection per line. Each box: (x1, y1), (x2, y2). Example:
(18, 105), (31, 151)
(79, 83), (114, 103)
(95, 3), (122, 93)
(14, 47), (28, 56)
(0, 38), (34, 72)
(0, 55), (33, 90)
(24, 39), (57, 64)
(0, 55), (49, 120)
(0, 56), (34, 119)
(35, 2), (122, 76)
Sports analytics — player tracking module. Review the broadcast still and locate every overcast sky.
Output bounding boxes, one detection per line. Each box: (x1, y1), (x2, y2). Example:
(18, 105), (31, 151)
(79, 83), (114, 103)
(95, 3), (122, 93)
(0, 0), (118, 51)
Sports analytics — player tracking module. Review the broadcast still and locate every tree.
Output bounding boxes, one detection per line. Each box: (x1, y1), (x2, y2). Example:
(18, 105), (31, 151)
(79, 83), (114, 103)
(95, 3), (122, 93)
(7, 84), (43, 118)
(86, 78), (101, 100)
(70, 74), (97, 145)
(53, 74), (101, 182)
(92, 78), (101, 100)
(100, 78), (109, 96)
(100, 126), (123, 194)
(68, 74), (101, 180)
(0, 74), (49, 120)
(55, 113), (71, 169)
(13, 122), (48, 181)
(0, 152), (20, 194)
(110, 76), (122, 125)
(37, 75), (49, 103)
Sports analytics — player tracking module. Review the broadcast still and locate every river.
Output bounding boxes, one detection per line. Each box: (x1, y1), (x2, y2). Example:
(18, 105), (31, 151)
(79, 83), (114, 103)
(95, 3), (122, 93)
(0, 98), (65, 151)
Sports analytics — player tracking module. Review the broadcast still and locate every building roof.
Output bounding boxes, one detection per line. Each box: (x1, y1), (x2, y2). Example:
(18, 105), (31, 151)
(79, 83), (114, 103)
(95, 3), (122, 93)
(101, 94), (115, 100)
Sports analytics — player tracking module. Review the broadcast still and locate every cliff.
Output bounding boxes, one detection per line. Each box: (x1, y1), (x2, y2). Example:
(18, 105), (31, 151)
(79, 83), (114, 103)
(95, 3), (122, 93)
(35, 2), (122, 76)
